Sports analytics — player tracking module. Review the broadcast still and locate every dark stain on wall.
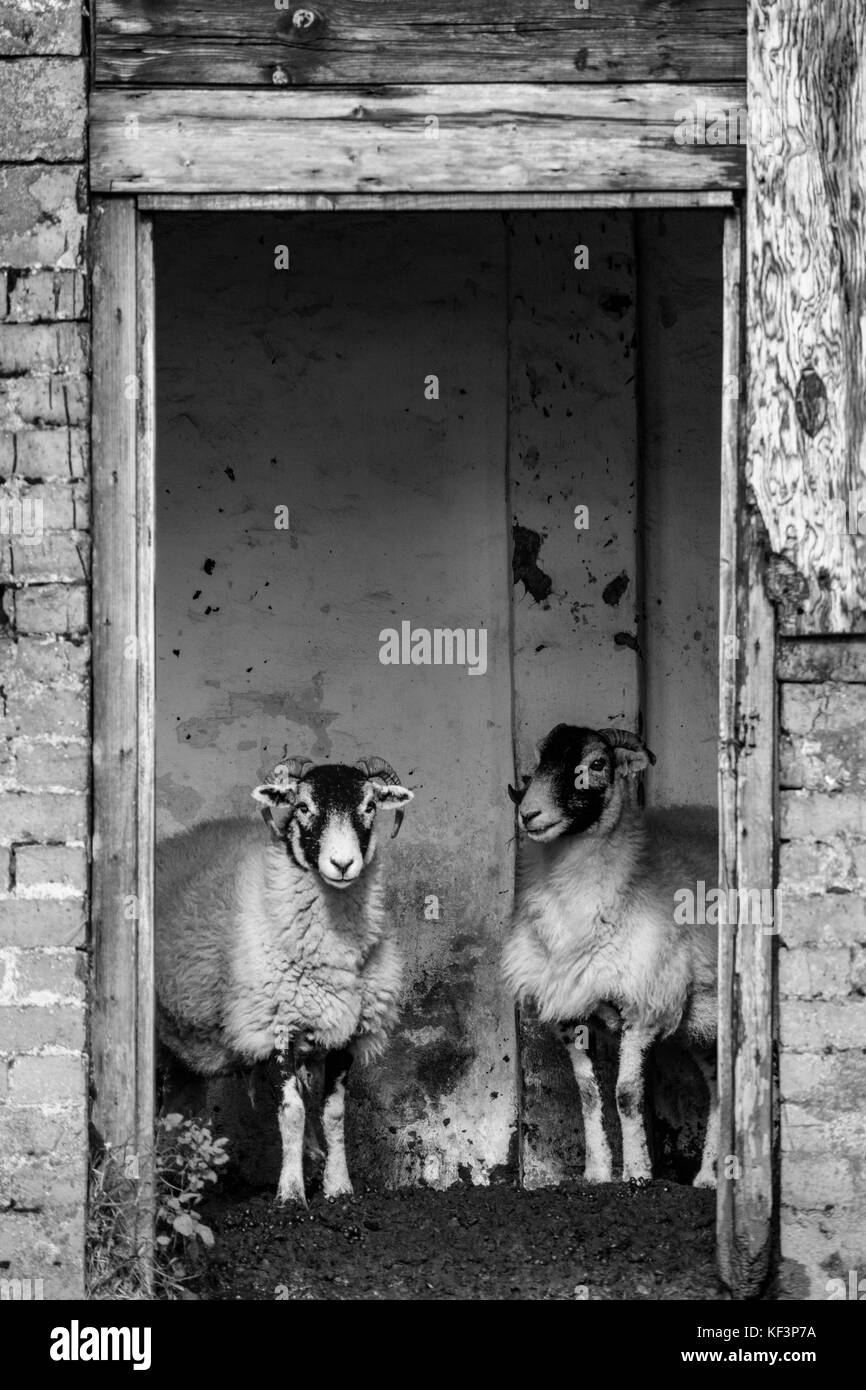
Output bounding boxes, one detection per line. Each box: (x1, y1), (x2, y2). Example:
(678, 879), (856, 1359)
(512, 523), (553, 603)
(602, 571), (630, 606)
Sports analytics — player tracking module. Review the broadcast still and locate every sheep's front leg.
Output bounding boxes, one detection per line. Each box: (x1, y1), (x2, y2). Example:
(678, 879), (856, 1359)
(558, 1022), (612, 1183)
(616, 1024), (654, 1182)
(275, 1044), (307, 1205)
(692, 1050), (718, 1189)
(322, 1047), (353, 1199)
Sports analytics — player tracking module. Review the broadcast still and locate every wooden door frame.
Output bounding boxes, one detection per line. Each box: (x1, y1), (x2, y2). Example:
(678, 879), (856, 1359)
(90, 187), (774, 1297)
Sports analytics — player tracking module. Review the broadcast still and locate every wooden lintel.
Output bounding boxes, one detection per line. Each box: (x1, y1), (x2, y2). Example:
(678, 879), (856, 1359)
(94, 0), (746, 89)
(90, 84), (747, 196)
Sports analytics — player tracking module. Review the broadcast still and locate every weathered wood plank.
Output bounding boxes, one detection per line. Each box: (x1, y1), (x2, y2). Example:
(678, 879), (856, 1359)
(135, 212), (156, 1284)
(747, 0), (866, 633)
(91, 197), (139, 1162)
(91, 197), (155, 1283)
(95, 0), (746, 88)
(137, 191), (737, 213)
(90, 84), (747, 195)
(718, 202), (776, 1293)
(723, 503), (776, 1298)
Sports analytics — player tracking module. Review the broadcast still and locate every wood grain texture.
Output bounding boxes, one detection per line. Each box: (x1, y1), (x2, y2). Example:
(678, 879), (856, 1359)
(137, 191), (737, 212)
(91, 197), (139, 1161)
(723, 505), (776, 1298)
(95, 0), (746, 88)
(718, 206), (776, 1292)
(91, 197), (155, 1280)
(747, 0), (866, 633)
(135, 213), (156, 1283)
(89, 84), (747, 195)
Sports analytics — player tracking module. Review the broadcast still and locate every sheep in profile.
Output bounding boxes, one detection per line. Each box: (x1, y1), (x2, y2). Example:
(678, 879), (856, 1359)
(502, 723), (718, 1186)
(155, 753), (413, 1204)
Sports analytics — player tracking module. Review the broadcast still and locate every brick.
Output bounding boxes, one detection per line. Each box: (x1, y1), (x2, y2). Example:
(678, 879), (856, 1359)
(779, 839), (866, 895)
(781, 683), (866, 735)
(9, 533), (89, 583)
(0, 1156), (84, 1212)
(780, 999), (866, 1052)
(1, 690), (88, 741)
(0, 1208), (86, 1299)
(0, 846), (10, 892)
(0, 1104), (84, 1157)
(9, 1053), (84, 1104)
(850, 946), (866, 993)
(0, 480), (72, 532)
(0, 791), (86, 842)
(0, 59), (86, 162)
(780, 1203), (866, 1298)
(781, 789), (866, 839)
(14, 844), (86, 894)
(10, 583), (88, 634)
(0, 431), (12, 473)
(14, 427), (88, 479)
(0, 323), (87, 375)
(5, 270), (87, 322)
(779, 892), (866, 947)
(0, 1), (82, 56)
(0, 373), (88, 428)
(782, 1101), (866, 1156)
(13, 741), (88, 789)
(780, 946), (852, 999)
(0, 1003), (85, 1051)
(783, 1153), (860, 1207)
(0, 166), (86, 270)
(0, 899), (85, 946)
(4, 633), (89, 683)
(779, 639), (866, 683)
(0, 1059), (6, 1099)
(10, 948), (85, 1004)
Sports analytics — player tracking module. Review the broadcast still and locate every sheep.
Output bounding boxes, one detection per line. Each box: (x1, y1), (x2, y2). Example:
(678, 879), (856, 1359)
(502, 723), (718, 1187)
(155, 752), (413, 1204)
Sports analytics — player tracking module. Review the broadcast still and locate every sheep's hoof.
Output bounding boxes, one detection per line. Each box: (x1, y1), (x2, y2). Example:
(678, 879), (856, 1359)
(693, 1170), (717, 1190)
(323, 1174), (354, 1200)
(622, 1165), (652, 1184)
(275, 1184), (308, 1207)
(583, 1163), (613, 1184)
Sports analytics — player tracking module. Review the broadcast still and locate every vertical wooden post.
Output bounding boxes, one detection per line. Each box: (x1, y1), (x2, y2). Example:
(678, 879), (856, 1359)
(91, 197), (156, 1280)
(718, 205), (777, 1297)
(747, 0), (866, 633)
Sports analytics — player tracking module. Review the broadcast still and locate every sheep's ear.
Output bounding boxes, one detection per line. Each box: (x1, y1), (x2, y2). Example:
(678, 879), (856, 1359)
(371, 783), (414, 807)
(613, 747), (650, 779)
(251, 783), (297, 807)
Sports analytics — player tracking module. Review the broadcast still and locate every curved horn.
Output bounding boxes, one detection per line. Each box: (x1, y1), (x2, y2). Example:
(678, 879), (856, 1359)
(598, 728), (657, 765)
(274, 752), (314, 782)
(355, 756), (408, 837)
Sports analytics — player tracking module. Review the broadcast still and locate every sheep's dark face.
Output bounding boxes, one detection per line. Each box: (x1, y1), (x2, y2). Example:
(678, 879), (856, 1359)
(253, 763), (413, 889)
(508, 724), (652, 843)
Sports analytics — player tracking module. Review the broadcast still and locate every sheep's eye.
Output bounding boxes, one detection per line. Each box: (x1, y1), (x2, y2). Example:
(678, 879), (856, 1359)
(589, 757), (607, 772)
(295, 803), (311, 818)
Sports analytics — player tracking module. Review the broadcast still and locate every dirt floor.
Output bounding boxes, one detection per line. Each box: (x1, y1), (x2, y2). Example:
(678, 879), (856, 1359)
(198, 1179), (726, 1301)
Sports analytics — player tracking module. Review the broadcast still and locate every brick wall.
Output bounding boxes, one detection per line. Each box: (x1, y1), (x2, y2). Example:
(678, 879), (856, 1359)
(777, 639), (866, 1299)
(0, 0), (89, 1298)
